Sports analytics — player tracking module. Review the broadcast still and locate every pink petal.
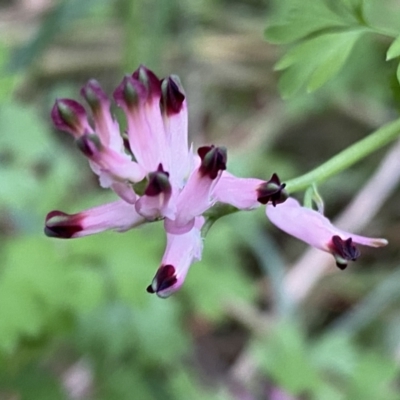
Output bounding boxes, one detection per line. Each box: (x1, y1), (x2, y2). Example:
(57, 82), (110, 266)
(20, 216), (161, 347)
(147, 217), (204, 298)
(164, 169), (216, 234)
(266, 197), (388, 252)
(76, 134), (145, 183)
(111, 182), (137, 204)
(81, 79), (123, 151)
(161, 76), (190, 188)
(45, 200), (145, 238)
(214, 171), (263, 209)
(135, 193), (175, 220)
(114, 72), (168, 174)
(164, 146), (227, 234)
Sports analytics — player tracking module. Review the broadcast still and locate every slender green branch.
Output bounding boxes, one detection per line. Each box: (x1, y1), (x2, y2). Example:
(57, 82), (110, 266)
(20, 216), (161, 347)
(285, 117), (400, 193)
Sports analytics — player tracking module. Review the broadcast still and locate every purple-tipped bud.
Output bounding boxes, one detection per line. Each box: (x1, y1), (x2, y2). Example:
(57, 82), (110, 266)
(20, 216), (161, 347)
(145, 164), (171, 196)
(76, 134), (102, 157)
(51, 99), (89, 137)
(329, 235), (361, 270)
(257, 173), (288, 206)
(161, 75), (185, 115)
(198, 145), (227, 179)
(146, 264), (177, 298)
(45, 211), (83, 239)
(80, 79), (108, 112)
(132, 65), (161, 98)
(113, 75), (146, 109)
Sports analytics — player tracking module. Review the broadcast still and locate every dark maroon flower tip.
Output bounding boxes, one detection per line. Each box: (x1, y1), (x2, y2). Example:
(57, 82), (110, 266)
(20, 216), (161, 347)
(146, 285), (155, 293)
(147, 264), (177, 295)
(330, 235), (361, 270)
(161, 76), (185, 115)
(132, 65), (161, 98)
(257, 173), (288, 206)
(80, 79), (108, 111)
(44, 210), (82, 239)
(76, 134), (102, 157)
(145, 164), (171, 196)
(113, 75), (147, 108)
(51, 99), (88, 135)
(198, 145), (227, 179)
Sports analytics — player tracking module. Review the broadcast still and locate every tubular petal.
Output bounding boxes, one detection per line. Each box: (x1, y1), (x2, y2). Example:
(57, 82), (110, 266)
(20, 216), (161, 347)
(161, 76), (190, 187)
(214, 171), (263, 209)
(147, 217), (204, 298)
(81, 79), (123, 151)
(266, 197), (388, 252)
(45, 200), (145, 238)
(76, 134), (145, 183)
(114, 73), (168, 173)
(111, 182), (137, 204)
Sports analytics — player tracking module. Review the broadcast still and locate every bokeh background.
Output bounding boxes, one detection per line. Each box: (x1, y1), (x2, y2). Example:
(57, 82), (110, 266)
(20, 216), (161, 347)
(1, 0), (400, 399)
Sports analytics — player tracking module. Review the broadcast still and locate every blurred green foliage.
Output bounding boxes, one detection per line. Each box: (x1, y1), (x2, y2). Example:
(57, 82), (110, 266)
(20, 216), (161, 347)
(1, 0), (400, 399)
(266, 0), (400, 98)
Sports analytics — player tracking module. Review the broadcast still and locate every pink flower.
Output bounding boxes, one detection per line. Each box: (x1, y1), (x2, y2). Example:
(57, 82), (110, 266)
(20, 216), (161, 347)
(46, 66), (232, 297)
(45, 66), (388, 297)
(266, 197), (388, 269)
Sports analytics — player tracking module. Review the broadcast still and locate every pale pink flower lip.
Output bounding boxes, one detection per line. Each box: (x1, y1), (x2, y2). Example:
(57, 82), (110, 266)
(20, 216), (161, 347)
(135, 164), (174, 220)
(266, 197), (388, 268)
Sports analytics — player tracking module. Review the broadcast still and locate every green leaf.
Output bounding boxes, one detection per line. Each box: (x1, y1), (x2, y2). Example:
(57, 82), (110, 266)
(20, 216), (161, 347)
(276, 30), (364, 97)
(311, 333), (357, 378)
(345, 353), (398, 400)
(386, 34), (400, 60)
(252, 322), (322, 394)
(168, 369), (231, 400)
(12, 364), (67, 400)
(307, 30), (363, 91)
(265, 0), (349, 44)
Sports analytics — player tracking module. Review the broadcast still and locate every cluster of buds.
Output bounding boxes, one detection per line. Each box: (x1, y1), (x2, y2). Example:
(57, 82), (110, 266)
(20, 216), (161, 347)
(45, 66), (388, 298)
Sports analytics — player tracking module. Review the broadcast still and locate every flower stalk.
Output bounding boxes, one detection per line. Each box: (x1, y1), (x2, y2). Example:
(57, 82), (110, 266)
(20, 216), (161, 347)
(285, 117), (400, 193)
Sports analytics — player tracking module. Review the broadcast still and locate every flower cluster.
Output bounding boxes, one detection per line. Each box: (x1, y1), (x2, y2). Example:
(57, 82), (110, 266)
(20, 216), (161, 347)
(45, 66), (388, 298)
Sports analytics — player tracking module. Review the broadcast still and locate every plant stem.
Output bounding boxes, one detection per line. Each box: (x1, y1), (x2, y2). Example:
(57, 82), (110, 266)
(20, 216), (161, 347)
(285, 117), (400, 193)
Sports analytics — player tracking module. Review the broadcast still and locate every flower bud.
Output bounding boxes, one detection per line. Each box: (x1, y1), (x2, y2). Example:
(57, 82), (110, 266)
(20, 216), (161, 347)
(161, 75), (185, 115)
(51, 99), (89, 137)
(198, 145), (227, 179)
(257, 173), (288, 206)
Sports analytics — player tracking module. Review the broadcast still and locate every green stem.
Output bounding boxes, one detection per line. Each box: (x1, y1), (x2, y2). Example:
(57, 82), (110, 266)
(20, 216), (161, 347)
(285, 117), (400, 193)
